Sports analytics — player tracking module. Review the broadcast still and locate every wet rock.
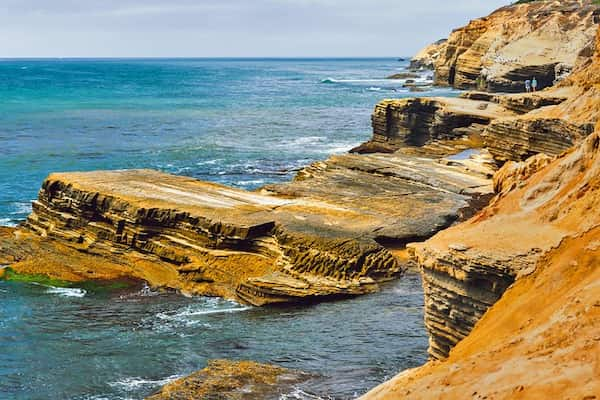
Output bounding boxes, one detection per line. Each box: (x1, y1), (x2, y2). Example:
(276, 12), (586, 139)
(146, 360), (309, 400)
(386, 72), (419, 80)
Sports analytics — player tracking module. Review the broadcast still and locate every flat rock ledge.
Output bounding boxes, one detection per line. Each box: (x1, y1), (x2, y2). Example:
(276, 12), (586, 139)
(2, 141), (495, 305)
(146, 360), (309, 400)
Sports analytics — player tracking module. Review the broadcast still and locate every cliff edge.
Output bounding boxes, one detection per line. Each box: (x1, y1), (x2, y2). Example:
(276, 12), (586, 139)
(415, 0), (599, 92)
(362, 24), (600, 400)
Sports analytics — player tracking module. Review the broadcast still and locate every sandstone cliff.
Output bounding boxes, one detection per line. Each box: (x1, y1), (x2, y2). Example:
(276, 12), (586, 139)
(420, 0), (599, 92)
(362, 28), (600, 398)
(482, 25), (600, 161)
(361, 128), (600, 398)
(409, 39), (447, 70)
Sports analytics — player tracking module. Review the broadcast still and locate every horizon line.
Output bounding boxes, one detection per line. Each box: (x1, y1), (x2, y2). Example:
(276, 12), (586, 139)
(0, 56), (412, 61)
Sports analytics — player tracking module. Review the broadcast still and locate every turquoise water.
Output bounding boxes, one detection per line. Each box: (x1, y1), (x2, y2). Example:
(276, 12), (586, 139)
(0, 59), (458, 399)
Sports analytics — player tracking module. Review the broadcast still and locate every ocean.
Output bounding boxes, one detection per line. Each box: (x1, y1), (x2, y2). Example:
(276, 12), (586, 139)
(0, 58), (459, 399)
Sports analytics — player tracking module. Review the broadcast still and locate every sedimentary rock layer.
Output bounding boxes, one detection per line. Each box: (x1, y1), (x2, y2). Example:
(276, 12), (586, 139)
(361, 118), (600, 399)
(483, 116), (591, 161)
(353, 97), (514, 152)
(425, 0), (599, 92)
(412, 128), (600, 360)
(146, 360), (309, 400)
(5, 148), (495, 305)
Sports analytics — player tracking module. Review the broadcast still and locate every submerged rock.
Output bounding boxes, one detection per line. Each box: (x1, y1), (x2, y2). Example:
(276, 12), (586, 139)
(146, 360), (309, 400)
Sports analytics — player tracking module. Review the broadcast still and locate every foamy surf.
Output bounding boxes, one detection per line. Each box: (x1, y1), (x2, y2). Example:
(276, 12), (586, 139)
(108, 374), (182, 391)
(46, 286), (87, 298)
(280, 388), (327, 400)
(141, 298), (251, 332)
(321, 78), (392, 84)
(0, 218), (17, 227)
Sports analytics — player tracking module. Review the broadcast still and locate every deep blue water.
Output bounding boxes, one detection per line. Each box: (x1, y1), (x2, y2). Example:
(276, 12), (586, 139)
(0, 59), (458, 399)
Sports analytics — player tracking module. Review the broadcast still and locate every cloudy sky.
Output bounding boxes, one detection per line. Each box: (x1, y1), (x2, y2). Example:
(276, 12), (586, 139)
(1, 0), (509, 57)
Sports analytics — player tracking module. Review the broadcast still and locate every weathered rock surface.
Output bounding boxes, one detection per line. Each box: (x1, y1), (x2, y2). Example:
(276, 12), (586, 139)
(425, 0), (599, 92)
(359, 21), (600, 400)
(460, 88), (571, 114)
(482, 26), (600, 161)
(361, 114), (600, 398)
(146, 360), (309, 400)
(362, 226), (600, 399)
(355, 97), (514, 152)
(413, 127), (600, 360)
(482, 115), (592, 161)
(4, 146), (495, 305)
(410, 38), (447, 71)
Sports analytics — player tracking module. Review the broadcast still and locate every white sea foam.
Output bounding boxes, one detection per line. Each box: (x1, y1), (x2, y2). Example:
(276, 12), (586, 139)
(109, 374), (182, 391)
(236, 179), (266, 186)
(156, 305), (251, 322)
(321, 78), (391, 84)
(280, 388), (326, 400)
(10, 201), (32, 215)
(45, 286), (87, 298)
(367, 87), (382, 91)
(286, 136), (325, 146)
(0, 218), (17, 227)
(196, 159), (221, 166)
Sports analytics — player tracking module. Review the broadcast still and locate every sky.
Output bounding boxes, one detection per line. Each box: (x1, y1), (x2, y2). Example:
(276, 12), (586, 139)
(0, 0), (510, 58)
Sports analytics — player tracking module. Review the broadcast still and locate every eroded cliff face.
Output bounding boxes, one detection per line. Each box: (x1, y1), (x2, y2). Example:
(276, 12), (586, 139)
(409, 39), (447, 70)
(361, 116), (600, 399)
(430, 0), (599, 92)
(352, 97), (515, 153)
(481, 26), (600, 162)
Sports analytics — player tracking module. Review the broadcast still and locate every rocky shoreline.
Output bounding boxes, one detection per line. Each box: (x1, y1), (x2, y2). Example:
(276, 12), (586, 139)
(2, 0), (599, 398)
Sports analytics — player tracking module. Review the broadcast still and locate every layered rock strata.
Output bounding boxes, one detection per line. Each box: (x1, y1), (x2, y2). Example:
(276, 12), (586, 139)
(410, 127), (600, 360)
(362, 128), (600, 398)
(482, 27), (600, 161)
(5, 148), (495, 305)
(482, 116), (592, 162)
(353, 97), (514, 152)
(146, 360), (309, 400)
(460, 88), (571, 114)
(423, 0), (599, 92)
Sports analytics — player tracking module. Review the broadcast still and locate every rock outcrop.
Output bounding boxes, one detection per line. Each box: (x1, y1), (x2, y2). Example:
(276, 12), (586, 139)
(3, 146), (495, 305)
(482, 26), (600, 161)
(425, 0), (599, 92)
(414, 125), (600, 360)
(409, 39), (447, 70)
(361, 115), (600, 398)
(353, 97), (515, 152)
(482, 116), (591, 162)
(146, 360), (309, 400)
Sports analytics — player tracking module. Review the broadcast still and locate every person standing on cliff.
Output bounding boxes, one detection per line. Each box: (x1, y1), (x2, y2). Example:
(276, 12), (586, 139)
(532, 77), (538, 92)
(525, 79), (531, 93)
